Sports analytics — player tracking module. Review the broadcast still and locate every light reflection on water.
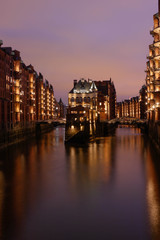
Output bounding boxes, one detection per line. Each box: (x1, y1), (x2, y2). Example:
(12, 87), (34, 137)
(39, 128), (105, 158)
(0, 127), (159, 239)
(146, 144), (160, 240)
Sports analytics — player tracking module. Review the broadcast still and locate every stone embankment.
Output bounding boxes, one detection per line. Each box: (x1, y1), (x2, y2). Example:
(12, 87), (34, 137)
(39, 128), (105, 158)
(65, 120), (117, 144)
(0, 122), (59, 149)
(148, 121), (160, 152)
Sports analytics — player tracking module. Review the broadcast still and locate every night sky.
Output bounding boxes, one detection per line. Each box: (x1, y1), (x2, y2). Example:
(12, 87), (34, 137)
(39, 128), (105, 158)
(0, 0), (158, 103)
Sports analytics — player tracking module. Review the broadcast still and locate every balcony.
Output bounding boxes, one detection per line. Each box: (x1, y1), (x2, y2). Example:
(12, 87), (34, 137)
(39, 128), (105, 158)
(14, 99), (20, 103)
(147, 55), (153, 60)
(14, 91), (20, 95)
(154, 54), (160, 60)
(155, 79), (160, 85)
(154, 89), (160, 93)
(150, 76), (155, 81)
(154, 40), (160, 47)
(150, 26), (160, 34)
(149, 44), (154, 50)
(154, 67), (160, 73)
(146, 80), (150, 85)
(153, 12), (159, 18)
(150, 89), (155, 93)
(14, 84), (20, 90)
(150, 99), (155, 106)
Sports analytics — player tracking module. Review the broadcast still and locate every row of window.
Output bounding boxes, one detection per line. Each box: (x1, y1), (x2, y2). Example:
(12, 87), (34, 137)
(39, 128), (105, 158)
(71, 97), (96, 103)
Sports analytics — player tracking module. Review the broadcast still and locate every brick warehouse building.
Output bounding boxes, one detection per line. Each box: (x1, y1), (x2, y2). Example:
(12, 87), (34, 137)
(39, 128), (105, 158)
(116, 85), (147, 119)
(95, 79), (116, 120)
(0, 41), (56, 129)
(67, 78), (116, 124)
(0, 43), (13, 129)
(146, 2), (160, 121)
(117, 98), (140, 119)
(67, 78), (98, 124)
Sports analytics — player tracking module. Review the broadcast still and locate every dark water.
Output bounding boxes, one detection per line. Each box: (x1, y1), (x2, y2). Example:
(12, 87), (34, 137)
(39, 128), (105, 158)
(0, 127), (160, 240)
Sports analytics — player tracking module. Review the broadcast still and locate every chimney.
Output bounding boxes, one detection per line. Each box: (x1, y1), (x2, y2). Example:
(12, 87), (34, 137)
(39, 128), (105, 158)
(74, 79), (77, 87)
(0, 40), (3, 47)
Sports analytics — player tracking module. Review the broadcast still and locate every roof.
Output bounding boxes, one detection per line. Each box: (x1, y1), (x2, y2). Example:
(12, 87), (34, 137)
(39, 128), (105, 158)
(69, 78), (97, 94)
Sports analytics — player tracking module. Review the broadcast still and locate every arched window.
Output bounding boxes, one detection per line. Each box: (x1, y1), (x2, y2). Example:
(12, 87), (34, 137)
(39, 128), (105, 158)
(71, 97), (74, 102)
(92, 97), (96, 106)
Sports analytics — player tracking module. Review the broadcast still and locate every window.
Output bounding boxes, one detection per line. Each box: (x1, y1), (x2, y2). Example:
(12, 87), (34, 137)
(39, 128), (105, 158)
(76, 97), (82, 103)
(92, 98), (96, 106)
(76, 97), (79, 103)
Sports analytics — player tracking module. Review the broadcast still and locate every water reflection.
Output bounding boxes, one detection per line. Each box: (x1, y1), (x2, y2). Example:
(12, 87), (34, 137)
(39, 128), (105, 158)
(0, 128), (66, 239)
(0, 171), (4, 239)
(145, 142), (160, 240)
(0, 127), (159, 239)
(65, 137), (116, 196)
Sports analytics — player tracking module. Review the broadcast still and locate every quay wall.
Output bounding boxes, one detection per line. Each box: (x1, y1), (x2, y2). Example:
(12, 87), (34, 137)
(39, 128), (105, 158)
(148, 121), (160, 151)
(0, 122), (58, 149)
(65, 121), (90, 143)
(65, 120), (117, 143)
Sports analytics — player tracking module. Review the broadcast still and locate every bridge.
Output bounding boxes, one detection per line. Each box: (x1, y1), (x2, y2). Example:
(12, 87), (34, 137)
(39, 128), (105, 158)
(36, 117), (147, 128)
(65, 117), (148, 143)
(36, 118), (66, 125)
(108, 117), (148, 125)
(35, 119), (66, 135)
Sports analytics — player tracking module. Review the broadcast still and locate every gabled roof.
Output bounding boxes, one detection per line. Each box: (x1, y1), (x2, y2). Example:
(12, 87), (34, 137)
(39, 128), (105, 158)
(69, 78), (97, 94)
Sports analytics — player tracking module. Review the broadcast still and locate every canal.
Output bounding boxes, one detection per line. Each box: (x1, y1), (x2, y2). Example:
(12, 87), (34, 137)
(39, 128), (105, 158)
(0, 127), (160, 240)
